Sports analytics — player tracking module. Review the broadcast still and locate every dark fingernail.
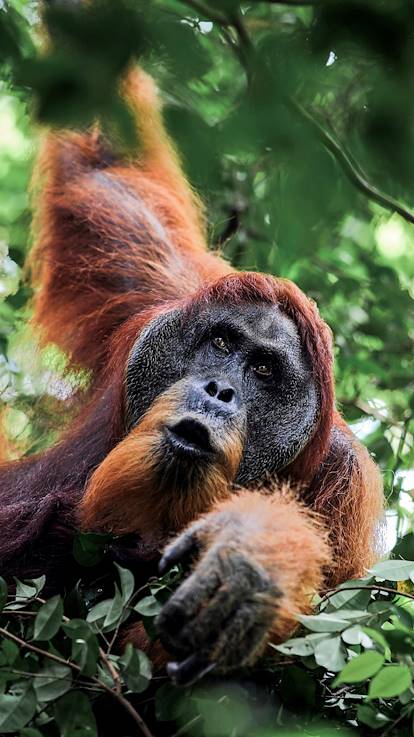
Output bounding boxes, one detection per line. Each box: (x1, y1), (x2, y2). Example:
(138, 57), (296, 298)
(167, 655), (216, 687)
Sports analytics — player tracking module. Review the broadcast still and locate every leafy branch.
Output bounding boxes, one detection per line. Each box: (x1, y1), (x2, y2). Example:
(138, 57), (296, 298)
(0, 562), (172, 736)
(0, 625), (154, 737)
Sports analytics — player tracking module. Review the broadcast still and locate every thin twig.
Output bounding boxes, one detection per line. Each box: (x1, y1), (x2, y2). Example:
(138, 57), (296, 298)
(98, 646), (122, 695)
(319, 584), (414, 607)
(3, 610), (36, 616)
(380, 711), (406, 737)
(0, 627), (82, 669)
(181, 0), (229, 25)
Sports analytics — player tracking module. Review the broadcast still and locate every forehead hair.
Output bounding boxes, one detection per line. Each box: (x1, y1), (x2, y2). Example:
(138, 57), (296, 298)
(186, 273), (333, 372)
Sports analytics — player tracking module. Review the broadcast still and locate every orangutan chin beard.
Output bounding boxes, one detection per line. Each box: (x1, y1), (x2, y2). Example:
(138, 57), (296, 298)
(78, 383), (244, 541)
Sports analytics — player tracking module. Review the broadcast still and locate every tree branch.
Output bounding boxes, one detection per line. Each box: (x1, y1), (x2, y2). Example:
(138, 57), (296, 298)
(319, 584), (414, 606)
(291, 99), (414, 225)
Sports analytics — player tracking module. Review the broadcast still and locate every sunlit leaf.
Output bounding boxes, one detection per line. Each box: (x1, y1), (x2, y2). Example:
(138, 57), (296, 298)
(368, 665), (412, 700)
(370, 560), (414, 581)
(334, 651), (384, 686)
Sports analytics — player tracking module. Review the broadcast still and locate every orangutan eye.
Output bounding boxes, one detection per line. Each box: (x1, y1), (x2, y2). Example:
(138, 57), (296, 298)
(212, 335), (230, 354)
(253, 362), (273, 378)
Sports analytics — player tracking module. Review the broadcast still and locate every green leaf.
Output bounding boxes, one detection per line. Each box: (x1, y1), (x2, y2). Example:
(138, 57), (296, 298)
(314, 636), (346, 672)
(86, 599), (112, 627)
(272, 636), (315, 657)
(115, 563), (134, 605)
(383, 626), (414, 655)
(103, 585), (124, 630)
(341, 626), (373, 646)
(119, 643), (152, 693)
(297, 612), (350, 633)
(62, 620), (99, 677)
(357, 704), (390, 729)
(393, 605), (414, 628)
(33, 595), (63, 641)
(34, 663), (72, 702)
(155, 682), (186, 722)
(134, 595), (163, 618)
(324, 578), (373, 610)
(29, 576), (46, 595)
(370, 559), (414, 581)
(87, 588), (125, 632)
(368, 665), (412, 700)
(54, 691), (97, 737)
(1, 640), (19, 666)
(0, 685), (36, 733)
(73, 531), (112, 567)
(12, 576), (45, 605)
(361, 627), (390, 656)
(333, 651), (384, 686)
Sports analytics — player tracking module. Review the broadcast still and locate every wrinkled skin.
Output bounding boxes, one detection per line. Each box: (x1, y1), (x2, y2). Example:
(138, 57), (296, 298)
(126, 300), (319, 684)
(127, 301), (319, 484)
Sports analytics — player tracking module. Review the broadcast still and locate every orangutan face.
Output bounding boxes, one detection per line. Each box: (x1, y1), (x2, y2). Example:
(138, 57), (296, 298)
(126, 300), (319, 486)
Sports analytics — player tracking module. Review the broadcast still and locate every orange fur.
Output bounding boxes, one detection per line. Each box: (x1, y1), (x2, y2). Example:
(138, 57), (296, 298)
(79, 381), (243, 539)
(29, 67), (232, 377)
(308, 415), (383, 585)
(200, 488), (331, 648)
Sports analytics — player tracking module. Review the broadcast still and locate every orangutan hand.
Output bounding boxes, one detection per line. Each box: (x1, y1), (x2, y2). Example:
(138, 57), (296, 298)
(155, 511), (281, 686)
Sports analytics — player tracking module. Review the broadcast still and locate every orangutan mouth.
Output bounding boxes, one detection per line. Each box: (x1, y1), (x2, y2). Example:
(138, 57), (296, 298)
(165, 418), (215, 458)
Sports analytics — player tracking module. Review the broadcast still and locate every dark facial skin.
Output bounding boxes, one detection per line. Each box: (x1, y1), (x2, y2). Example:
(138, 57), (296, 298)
(126, 301), (319, 484)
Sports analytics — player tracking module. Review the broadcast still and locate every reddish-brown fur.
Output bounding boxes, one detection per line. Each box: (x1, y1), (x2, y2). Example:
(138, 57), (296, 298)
(0, 67), (383, 655)
(208, 489), (331, 645)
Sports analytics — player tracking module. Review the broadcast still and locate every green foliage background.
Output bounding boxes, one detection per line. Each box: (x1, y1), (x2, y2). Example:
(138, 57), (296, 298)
(0, 1), (414, 735)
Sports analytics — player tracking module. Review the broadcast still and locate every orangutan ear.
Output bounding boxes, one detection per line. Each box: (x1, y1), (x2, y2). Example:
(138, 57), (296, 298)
(303, 419), (383, 584)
